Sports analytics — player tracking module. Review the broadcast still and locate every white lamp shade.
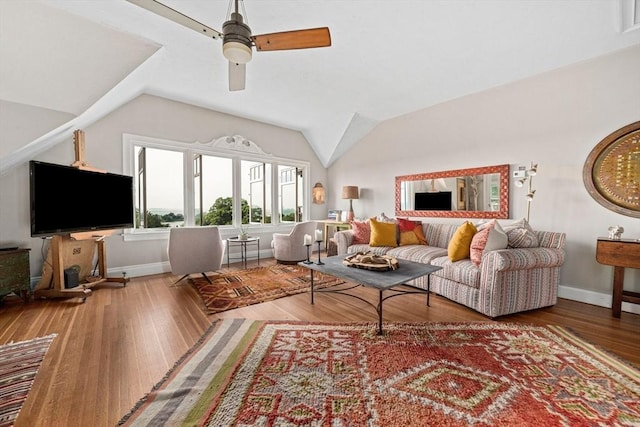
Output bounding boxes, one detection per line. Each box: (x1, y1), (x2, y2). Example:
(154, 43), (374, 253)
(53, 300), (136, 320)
(223, 41), (252, 64)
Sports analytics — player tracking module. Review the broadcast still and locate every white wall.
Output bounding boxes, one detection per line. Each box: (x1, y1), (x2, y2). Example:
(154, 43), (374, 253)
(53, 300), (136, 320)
(0, 100), (74, 158)
(0, 94), (328, 278)
(328, 44), (640, 310)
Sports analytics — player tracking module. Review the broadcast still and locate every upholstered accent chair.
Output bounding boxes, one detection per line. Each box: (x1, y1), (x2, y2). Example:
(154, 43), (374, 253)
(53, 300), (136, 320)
(167, 226), (226, 284)
(271, 221), (318, 263)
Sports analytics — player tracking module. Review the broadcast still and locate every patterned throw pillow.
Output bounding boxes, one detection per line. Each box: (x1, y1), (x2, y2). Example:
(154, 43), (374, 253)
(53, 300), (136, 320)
(413, 226), (428, 245)
(396, 217), (417, 232)
(397, 218), (427, 246)
(448, 221), (478, 261)
(503, 218), (539, 248)
(350, 220), (371, 245)
(399, 230), (420, 245)
(369, 218), (398, 247)
(470, 220), (508, 265)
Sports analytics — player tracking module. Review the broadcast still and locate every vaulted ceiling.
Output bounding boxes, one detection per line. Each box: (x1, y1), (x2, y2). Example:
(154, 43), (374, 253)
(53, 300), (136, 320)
(1, 0), (639, 172)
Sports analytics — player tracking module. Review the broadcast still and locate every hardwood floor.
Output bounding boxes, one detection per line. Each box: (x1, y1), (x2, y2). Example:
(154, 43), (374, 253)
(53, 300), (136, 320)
(1, 257), (638, 426)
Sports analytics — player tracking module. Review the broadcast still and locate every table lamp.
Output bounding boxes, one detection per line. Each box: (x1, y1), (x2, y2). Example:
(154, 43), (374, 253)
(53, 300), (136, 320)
(342, 186), (359, 221)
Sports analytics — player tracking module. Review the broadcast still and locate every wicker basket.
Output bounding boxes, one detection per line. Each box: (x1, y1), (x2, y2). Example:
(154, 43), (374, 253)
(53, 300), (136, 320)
(343, 252), (399, 271)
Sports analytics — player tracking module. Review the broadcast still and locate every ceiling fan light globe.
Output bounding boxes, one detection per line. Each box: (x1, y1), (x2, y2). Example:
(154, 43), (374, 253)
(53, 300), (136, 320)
(223, 41), (252, 64)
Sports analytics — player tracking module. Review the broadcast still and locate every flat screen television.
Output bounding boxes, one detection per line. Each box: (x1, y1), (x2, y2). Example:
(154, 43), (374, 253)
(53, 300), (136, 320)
(29, 160), (134, 237)
(414, 191), (452, 211)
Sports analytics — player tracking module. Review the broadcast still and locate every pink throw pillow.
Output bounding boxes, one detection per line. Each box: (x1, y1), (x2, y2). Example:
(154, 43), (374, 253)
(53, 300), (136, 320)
(470, 220), (508, 266)
(350, 220), (371, 244)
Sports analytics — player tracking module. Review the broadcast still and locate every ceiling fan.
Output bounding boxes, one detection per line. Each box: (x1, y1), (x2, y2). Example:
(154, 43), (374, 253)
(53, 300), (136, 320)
(126, 0), (331, 91)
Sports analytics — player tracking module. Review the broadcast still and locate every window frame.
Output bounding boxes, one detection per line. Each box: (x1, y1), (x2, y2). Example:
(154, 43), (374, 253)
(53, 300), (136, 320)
(122, 133), (311, 241)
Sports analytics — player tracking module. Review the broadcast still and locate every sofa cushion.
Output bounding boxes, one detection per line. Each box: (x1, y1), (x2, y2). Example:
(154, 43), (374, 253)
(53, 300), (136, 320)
(431, 256), (482, 289)
(423, 223), (459, 249)
(470, 220), (508, 266)
(503, 218), (539, 248)
(386, 245), (447, 264)
(369, 218), (398, 247)
(350, 220), (371, 245)
(448, 221), (478, 261)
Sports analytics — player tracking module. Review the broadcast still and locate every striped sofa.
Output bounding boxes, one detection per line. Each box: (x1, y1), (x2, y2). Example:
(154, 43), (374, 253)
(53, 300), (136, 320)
(333, 223), (566, 318)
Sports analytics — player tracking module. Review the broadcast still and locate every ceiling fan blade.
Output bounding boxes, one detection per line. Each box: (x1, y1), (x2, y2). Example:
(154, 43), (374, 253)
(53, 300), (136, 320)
(126, 0), (222, 39)
(229, 62), (246, 91)
(252, 27), (331, 51)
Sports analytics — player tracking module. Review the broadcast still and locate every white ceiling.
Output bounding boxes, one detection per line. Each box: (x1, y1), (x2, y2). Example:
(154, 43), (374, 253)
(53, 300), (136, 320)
(2, 0), (640, 170)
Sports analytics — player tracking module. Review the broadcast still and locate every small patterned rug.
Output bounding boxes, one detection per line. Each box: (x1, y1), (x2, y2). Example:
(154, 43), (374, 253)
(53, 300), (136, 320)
(190, 264), (343, 314)
(118, 319), (640, 426)
(0, 334), (56, 427)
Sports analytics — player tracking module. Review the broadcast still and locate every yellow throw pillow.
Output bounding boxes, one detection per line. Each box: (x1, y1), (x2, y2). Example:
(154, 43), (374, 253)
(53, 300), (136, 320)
(369, 218), (398, 247)
(448, 221), (478, 261)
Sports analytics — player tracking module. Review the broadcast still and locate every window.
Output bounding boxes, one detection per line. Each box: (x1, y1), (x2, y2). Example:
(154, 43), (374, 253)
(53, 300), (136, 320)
(241, 160), (272, 224)
(135, 147), (184, 228)
(195, 154), (233, 226)
(123, 134), (310, 237)
(279, 165), (304, 222)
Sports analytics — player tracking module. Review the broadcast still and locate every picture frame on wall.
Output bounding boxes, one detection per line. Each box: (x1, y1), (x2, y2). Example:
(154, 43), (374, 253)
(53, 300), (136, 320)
(327, 209), (342, 220)
(457, 178), (466, 210)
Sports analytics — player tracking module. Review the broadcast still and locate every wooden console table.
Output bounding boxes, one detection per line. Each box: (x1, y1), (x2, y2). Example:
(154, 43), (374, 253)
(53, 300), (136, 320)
(596, 238), (640, 318)
(318, 220), (351, 250)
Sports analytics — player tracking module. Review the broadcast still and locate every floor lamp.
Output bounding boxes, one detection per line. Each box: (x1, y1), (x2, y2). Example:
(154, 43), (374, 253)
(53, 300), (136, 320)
(342, 186), (359, 221)
(514, 162), (537, 223)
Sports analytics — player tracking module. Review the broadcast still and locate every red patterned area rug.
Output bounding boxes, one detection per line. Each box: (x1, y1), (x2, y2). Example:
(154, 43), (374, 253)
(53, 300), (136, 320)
(118, 319), (640, 426)
(0, 334), (56, 427)
(190, 264), (343, 314)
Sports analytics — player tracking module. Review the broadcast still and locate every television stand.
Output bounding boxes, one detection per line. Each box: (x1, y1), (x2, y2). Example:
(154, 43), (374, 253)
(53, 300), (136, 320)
(33, 130), (130, 302)
(33, 233), (129, 302)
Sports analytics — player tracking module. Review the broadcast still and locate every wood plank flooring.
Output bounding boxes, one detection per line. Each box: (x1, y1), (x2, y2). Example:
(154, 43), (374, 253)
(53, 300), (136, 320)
(0, 257), (638, 426)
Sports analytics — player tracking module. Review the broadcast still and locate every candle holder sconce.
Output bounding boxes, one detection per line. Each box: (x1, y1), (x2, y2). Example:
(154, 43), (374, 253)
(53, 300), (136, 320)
(303, 243), (313, 264)
(315, 240), (324, 265)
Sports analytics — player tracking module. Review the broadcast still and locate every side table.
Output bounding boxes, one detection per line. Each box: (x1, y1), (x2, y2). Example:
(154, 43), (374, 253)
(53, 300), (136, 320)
(0, 248), (31, 303)
(227, 236), (260, 269)
(595, 237), (640, 317)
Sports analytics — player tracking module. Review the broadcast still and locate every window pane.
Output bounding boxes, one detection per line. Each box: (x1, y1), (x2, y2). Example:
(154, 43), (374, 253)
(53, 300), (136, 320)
(134, 146), (184, 228)
(200, 155), (233, 225)
(279, 165), (301, 222)
(241, 160), (272, 225)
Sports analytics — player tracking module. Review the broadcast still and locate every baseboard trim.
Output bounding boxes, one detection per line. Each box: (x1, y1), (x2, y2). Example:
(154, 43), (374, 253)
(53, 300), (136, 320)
(30, 261), (171, 288)
(30, 263), (639, 317)
(558, 284), (640, 315)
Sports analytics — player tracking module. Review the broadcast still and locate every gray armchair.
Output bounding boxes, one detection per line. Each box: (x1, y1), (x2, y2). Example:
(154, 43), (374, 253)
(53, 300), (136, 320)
(271, 221), (318, 263)
(167, 226), (226, 284)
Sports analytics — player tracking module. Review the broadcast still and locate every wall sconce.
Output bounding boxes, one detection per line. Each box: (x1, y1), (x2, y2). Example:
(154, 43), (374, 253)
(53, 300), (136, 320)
(342, 186), (359, 221)
(514, 162), (537, 223)
(312, 183), (325, 204)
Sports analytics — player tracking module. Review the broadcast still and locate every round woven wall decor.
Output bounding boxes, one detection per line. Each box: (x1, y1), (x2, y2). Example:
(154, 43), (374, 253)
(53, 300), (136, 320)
(583, 121), (640, 218)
